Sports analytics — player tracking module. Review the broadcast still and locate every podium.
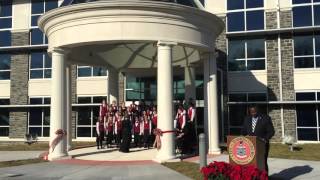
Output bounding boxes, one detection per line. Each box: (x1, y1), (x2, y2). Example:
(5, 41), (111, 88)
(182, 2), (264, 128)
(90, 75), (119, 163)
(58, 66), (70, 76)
(227, 136), (266, 170)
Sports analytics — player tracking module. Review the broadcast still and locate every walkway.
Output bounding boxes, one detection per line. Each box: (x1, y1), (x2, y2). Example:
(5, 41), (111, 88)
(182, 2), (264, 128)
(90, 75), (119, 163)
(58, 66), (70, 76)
(1, 148), (320, 179)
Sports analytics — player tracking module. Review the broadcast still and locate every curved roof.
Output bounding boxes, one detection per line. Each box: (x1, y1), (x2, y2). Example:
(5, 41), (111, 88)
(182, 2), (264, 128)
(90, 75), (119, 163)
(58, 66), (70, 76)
(60, 0), (199, 8)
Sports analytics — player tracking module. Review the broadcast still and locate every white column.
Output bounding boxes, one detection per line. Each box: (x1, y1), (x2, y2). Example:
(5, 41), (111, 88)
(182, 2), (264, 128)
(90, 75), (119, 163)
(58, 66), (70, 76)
(49, 48), (68, 160)
(203, 52), (221, 155)
(66, 64), (72, 151)
(107, 69), (118, 104)
(184, 65), (196, 101)
(156, 41), (177, 162)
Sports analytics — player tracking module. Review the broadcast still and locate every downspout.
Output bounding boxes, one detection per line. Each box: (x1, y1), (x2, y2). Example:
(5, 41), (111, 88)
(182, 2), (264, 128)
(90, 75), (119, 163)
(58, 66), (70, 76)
(277, 0), (285, 139)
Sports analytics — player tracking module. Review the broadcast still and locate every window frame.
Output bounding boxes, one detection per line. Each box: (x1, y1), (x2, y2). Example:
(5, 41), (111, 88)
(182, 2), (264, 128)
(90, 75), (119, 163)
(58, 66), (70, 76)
(295, 91), (320, 142)
(226, 0), (265, 32)
(227, 92), (268, 135)
(292, 0), (320, 28)
(293, 33), (320, 69)
(29, 51), (52, 79)
(76, 95), (107, 138)
(227, 38), (267, 72)
(0, 0), (12, 47)
(28, 96), (51, 137)
(30, 0), (58, 45)
(0, 53), (11, 80)
(0, 98), (10, 137)
(77, 66), (108, 78)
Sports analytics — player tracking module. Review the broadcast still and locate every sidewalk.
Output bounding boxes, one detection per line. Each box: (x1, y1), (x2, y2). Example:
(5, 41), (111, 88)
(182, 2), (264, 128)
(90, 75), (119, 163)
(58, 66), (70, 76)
(0, 151), (43, 162)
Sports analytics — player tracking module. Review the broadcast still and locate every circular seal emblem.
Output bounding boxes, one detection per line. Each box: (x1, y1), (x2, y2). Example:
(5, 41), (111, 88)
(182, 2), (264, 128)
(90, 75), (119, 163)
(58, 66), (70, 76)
(228, 136), (255, 165)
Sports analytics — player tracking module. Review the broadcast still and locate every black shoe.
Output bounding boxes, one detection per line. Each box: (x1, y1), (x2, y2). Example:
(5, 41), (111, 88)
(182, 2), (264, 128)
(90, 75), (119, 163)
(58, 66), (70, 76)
(97, 147), (100, 150)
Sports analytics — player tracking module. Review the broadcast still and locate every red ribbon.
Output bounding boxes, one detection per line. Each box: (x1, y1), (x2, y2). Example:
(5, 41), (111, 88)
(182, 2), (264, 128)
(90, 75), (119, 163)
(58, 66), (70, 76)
(153, 128), (176, 150)
(42, 129), (67, 160)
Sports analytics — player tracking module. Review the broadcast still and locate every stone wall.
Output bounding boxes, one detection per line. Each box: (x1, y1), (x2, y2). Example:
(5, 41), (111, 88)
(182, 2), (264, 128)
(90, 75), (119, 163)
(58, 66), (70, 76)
(71, 65), (77, 139)
(9, 31), (29, 138)
(266, 11), (278, 29)
(281, 35), (296, 139)
(280, 10), (292, 28)
(266, 36), (282, 141)
(118, 72), (125, 104)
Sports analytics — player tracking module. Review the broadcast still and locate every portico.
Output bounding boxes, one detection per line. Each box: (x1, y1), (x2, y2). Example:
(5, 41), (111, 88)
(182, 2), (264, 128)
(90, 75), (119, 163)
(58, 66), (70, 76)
(38, 0), (224, 161)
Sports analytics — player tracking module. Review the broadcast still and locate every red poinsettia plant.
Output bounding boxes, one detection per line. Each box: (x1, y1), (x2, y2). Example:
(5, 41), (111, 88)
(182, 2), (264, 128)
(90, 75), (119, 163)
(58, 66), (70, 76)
(201, 161), (268, 180)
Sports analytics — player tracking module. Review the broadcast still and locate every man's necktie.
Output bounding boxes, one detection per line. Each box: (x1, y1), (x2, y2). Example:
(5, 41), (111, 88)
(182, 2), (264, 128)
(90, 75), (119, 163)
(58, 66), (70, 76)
(252, 117), (258, 133)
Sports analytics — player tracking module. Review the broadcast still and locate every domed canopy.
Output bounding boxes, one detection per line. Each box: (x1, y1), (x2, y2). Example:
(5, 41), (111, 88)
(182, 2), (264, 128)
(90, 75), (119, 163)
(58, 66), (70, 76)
(60, 0), (199, 8)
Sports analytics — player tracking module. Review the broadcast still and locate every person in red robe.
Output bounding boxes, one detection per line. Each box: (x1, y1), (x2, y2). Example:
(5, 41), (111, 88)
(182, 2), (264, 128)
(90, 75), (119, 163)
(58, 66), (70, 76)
(105, 116), (113, 148)
(133, 116), (142, 147)
(114, 112), (122, 147)
(99, 99), (108, 119)
(142, 115), (151, 148)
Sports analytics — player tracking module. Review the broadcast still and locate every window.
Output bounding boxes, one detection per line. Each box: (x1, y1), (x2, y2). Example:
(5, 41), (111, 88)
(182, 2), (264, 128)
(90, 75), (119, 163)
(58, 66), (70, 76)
(126, 75), (199, 102)
(228, 93), (267, 135)
(77, 96), (106, 138)
(228, 38), (265, 71)
(0, 54), (10, 80)
(227, 0), (264, 32)
(295, 92), (320, 141)
(77, 66), (107, 77)
(0, 0), (12, 29)
(292, 0), (320, 27)
(0, 99), (9, 137)
(30, 0), (58, 45)
(294, 34), (320, 68)
(29, 51), (52, 79)
(28, 97), (51, 137)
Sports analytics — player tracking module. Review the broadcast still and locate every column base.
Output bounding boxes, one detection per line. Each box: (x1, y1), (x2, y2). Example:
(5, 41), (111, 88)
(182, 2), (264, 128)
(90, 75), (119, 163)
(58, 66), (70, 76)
(208, 148), (221, 155)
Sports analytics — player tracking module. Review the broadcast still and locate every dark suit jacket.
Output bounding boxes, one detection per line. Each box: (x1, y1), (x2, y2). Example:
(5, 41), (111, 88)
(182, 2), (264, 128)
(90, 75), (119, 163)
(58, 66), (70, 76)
(241, 114), (275, 142)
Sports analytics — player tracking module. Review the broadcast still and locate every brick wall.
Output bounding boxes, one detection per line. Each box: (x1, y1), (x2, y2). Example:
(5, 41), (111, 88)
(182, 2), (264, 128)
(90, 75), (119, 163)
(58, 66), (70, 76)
(266, 11), (278, 29)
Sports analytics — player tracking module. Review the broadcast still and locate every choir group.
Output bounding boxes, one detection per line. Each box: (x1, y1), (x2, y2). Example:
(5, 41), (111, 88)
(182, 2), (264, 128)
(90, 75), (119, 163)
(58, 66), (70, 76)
(96, 99), (197, 154)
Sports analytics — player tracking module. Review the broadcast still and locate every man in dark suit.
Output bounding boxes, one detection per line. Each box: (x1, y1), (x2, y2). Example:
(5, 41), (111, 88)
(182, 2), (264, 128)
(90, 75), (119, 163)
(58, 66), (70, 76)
(241, 105), (275, 173)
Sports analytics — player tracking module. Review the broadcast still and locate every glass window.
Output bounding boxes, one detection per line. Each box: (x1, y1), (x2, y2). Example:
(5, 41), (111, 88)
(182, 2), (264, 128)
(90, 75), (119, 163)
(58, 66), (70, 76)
(246, 10), (264, 30)
(227, 0), (264, 32)
(77, 66), (107, 77)
(30, 28), (45, 45)
(294, 36), (313, 56)
(297, 128), (317, 141)
(294, 34), (320, 69)
(0, 1), (12, 17)
(0, 18), (12, 29)
(31, 0), (45, 14)
(246, 0), (264, 8)
(0, 30), (11, 47)
(77, 96), (106, 138)
(292, 0), (311, 4)
(315, 5), (320, 26)
(296, 92), (316, 101)
(30, 51), (52, 79)
(227, 12), (245, 32)
(228, 38), (265, 71)
(227, 0), (244, 10)
(45, 0), (58, 11)
(247, 39), (265, 58)
(0, 53), (10, 80)
(28, 97), (50, 137)
(228, 92), (267, 135)
(293, 6), (312, 27)
(0, 98), (9, 137)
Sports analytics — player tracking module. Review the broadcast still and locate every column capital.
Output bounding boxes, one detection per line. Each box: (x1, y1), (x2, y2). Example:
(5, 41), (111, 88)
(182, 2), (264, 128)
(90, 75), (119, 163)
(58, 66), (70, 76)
(49, 47), (70, 55)
(157, 41), (177, 47)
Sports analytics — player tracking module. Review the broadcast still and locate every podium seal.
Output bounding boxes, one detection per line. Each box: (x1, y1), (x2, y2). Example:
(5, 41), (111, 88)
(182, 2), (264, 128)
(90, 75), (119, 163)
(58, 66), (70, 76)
(229, 136), (255, 165)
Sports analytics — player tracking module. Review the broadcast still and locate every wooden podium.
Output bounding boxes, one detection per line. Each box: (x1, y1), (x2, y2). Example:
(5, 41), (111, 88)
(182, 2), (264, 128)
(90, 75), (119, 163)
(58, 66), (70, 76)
(227, 136), (266, 170)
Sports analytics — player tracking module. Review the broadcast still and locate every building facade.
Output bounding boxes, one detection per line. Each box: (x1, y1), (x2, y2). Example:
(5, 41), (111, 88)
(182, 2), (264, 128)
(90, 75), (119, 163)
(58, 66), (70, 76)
(0, 0), (319, 143)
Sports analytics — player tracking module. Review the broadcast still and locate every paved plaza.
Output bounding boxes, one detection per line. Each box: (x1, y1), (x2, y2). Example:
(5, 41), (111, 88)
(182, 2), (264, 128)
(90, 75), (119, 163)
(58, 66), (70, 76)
(1, 148), (320, 179)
